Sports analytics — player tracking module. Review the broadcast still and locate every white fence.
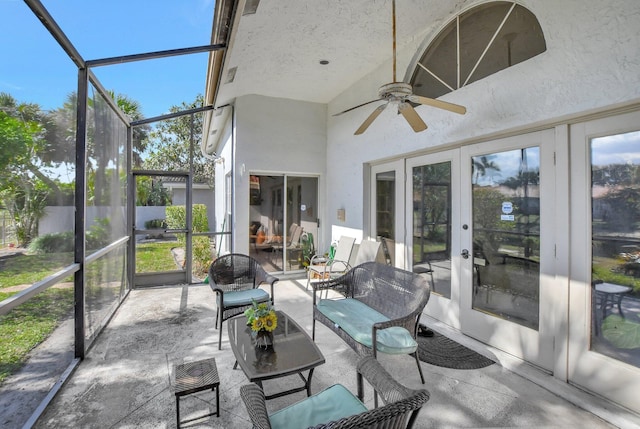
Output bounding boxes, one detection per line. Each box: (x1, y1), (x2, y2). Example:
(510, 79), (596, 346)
(39, 206), (167, 236)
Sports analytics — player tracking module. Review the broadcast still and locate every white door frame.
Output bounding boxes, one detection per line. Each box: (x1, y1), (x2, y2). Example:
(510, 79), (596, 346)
(460, 130), (557, 370)
(568, 111), (640, 413)
(405, 150), (462, 329)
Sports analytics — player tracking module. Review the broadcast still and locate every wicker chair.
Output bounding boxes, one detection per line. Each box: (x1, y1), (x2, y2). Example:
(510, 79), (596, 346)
(240, 356), (430, 429)
(208, 254), (279, 350)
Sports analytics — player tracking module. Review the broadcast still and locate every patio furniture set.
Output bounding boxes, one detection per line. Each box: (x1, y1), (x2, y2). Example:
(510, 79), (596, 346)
(174, 251), (432, 428)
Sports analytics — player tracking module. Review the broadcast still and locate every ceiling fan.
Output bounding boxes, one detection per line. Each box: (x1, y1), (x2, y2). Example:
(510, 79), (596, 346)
(334, 0), (467, 135)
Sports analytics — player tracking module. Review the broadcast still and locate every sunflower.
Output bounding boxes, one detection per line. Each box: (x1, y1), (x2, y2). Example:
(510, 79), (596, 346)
(262, 311), (278, 332)
(251, 317), (264, 331)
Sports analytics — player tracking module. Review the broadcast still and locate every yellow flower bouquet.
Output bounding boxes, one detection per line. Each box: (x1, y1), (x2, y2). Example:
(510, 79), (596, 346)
(244, 300), (277, 349)
(244, 300), (278, 333)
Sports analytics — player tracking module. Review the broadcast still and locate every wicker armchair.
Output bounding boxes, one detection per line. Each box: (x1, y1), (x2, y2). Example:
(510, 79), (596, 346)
(240, 356), (430, 429)
(208, 254), (279, 350)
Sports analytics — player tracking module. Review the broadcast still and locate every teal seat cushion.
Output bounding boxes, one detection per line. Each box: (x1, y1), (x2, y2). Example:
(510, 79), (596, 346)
(220, 289), (269, 308)
(269, 384), (367, 429)
(316, 298), (418, 354)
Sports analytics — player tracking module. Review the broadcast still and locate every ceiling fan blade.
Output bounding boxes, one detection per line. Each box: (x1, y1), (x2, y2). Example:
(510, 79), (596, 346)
(333, 98), (384, 116)
(398, 102), (428, 133)
(408, 95), (467, 115)
(355, 103), (387, 135)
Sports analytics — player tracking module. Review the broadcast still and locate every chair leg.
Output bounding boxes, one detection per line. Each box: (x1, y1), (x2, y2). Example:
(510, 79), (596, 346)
(413, 352), (425, 384)
(218, 308), (223, 350)
(312, 318), (316, 340)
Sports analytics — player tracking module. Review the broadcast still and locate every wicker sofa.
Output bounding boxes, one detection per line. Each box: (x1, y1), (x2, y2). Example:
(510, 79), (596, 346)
(240, 356), (430, 429)
(312, 262), (431, 383)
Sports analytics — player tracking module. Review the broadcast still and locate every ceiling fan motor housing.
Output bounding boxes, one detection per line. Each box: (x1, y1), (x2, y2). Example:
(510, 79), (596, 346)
(378, 82), (413, 100)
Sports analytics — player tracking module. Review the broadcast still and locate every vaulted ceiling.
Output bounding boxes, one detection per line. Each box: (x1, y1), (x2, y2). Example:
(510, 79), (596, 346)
(207, 0), (470, 109)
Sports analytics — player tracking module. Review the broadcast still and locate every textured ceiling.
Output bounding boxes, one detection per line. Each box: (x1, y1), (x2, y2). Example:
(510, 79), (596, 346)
(213, 0), (469, 108)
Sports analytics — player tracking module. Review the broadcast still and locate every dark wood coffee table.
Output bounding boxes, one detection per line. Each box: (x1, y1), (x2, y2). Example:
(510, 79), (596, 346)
(228, 310), (325, 400)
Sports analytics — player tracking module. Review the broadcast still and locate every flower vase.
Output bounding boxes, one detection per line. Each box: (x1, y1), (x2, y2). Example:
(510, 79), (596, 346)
(252, 330), (274, 349)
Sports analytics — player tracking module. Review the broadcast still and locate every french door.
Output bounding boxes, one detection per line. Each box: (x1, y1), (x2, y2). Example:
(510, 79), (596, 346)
(383, 130), (556, 369)
(373, 119), (640, 411)
(460, 130), (556, 369)
(406, 151), (461, 328)
(568, 111), (640, 413)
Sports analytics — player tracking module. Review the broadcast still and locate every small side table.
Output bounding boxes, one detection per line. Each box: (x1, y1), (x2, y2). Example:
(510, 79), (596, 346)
(173, 357), (220, 427)
(595, 282), (633, 318)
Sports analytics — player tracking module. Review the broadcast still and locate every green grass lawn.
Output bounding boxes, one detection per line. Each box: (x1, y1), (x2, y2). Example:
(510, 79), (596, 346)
(135, 241), (178, 272)
(0, 252), (73, 288)
(0, 288), (73, 384)
(0, 204), (208, 383)
(0, 240), (181, 385)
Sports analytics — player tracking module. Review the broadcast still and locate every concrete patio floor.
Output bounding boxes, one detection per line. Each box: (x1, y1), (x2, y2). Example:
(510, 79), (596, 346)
(33, 278), (640, 428)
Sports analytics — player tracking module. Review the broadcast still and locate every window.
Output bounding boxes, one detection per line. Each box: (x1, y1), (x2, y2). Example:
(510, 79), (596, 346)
(411, 1), (546, 99)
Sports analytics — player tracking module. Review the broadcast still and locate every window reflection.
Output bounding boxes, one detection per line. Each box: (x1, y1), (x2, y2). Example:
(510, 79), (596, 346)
(472, 147), (540, 329)
(591, 130), (640, 368)
(412, 162), (452, 298)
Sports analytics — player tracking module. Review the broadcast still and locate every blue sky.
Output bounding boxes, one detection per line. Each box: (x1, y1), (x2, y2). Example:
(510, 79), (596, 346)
(0, 0), (215, 119)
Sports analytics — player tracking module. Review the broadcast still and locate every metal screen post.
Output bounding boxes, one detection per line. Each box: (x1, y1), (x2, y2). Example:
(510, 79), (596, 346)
(74, 67), (88, 359)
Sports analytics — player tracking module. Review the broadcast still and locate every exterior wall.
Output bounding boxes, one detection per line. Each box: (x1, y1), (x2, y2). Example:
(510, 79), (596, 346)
(206, 0), (640, 417)
(214, 122), (234, 255)
(231, 95), (326, 254)
(168, 186), (215, 217)
(324, 0), (640, 247)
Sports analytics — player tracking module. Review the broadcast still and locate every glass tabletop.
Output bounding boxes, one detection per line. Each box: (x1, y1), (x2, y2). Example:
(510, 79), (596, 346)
(228, 310), (325, 382)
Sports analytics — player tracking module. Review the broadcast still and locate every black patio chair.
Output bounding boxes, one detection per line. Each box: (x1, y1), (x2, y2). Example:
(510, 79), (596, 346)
(208, 253), (279, 350)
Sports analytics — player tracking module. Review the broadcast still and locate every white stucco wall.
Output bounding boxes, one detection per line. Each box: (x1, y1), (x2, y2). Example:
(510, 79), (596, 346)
(214, 122), (234, 255)
(323, 0), (640, 247)
(229, 95), (327, 253)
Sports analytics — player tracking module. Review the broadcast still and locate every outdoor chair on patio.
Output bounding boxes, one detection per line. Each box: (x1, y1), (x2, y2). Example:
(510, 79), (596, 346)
(306, 235), (356, 288)
(240, 356), (430, 429)
(208, 254), (279, 350)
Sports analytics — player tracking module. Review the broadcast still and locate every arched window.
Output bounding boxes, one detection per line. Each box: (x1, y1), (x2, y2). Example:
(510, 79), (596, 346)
(410, 1), (546, 99)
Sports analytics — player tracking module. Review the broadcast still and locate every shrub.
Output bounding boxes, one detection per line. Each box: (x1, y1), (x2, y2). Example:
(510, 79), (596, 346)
(27, 218), (111, 253)
(144, 218), (167, 229)
(28, 231), (74, 253)
(166, 205), (211, 276)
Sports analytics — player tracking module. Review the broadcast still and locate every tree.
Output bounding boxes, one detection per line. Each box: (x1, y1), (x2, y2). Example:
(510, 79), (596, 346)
(0, 94), (51, 245)
(143, 94), (214, 184)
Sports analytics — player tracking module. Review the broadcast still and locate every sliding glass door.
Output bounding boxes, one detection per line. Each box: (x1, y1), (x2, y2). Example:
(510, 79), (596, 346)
(249, 174), (318, 273)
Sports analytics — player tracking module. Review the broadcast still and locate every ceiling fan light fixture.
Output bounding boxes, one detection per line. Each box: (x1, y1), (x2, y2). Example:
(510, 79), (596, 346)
(336, 0), (467, 135)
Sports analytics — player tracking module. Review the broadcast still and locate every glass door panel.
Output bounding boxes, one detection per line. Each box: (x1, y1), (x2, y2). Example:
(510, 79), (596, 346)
(407, 150), (461, 328)
(249, 176), (285, 271)
(376, 171), (396, 240)
(590, 131), (640, 367)
(412, 161), (453, 299)
(461, 130), (554, 370)
(249, 175), (317, 273)
(569, 112), (640, 414)
(471, 147), (540, 330)
(286, 176), (318, 271)
(371, 161), (405, 268)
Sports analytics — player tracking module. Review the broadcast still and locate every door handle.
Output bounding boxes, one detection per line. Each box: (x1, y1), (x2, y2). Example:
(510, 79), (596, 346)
(461, 249), (470, 259)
